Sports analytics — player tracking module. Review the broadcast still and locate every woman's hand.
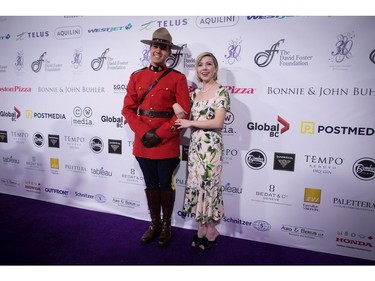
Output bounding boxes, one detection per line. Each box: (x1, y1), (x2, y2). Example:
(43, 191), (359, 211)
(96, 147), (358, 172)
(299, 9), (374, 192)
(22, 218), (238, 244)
(175, 118), (191, 129)
(172, 103), (187, 119)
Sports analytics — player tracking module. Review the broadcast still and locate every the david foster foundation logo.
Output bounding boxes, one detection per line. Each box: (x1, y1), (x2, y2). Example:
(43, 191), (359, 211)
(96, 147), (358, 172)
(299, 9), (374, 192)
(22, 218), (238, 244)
(31, 52), (47, 72)
(254, 39), (313, 67)
(370, 49), (375, 64)
(245, 149), (267, 170)
(91, 48), (128, 71)
(273, 152), (295, 172)
(90, 137), (104, 153)
(352, 157), (375, 181)
(91, 48), (109, 71)
(303, 188), (321, 212)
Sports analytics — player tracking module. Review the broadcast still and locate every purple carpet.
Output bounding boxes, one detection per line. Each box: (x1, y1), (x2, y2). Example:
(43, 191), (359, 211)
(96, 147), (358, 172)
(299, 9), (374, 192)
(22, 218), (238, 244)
(0, 193), (373, 265)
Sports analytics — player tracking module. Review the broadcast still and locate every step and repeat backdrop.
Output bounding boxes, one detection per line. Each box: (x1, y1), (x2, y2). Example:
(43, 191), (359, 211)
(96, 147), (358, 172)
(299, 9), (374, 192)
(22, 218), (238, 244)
(0, 16), (374, 261)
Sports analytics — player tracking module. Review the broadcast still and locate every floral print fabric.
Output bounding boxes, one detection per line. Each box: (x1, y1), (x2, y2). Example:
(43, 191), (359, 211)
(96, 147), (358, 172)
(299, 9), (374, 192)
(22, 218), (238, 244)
(183, 86), (230, 224)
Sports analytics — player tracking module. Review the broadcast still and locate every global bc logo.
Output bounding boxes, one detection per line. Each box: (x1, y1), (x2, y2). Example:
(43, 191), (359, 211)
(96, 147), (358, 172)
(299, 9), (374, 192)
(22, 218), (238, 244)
(247, 115), (289, 137)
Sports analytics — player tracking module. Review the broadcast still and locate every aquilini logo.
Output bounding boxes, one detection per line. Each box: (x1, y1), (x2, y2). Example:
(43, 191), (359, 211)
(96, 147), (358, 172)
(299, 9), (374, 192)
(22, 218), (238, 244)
(273, 152), (295, 172)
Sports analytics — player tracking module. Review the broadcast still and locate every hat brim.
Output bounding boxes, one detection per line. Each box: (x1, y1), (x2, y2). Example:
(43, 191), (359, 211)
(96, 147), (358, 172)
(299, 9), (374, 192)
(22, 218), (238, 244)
(141, 39), (182, 50)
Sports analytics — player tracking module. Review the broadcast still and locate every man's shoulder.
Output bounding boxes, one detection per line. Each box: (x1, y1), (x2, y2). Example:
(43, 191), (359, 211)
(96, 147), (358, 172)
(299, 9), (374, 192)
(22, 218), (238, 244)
(131, 67), (147, 75)
(169, 68), (182, 74)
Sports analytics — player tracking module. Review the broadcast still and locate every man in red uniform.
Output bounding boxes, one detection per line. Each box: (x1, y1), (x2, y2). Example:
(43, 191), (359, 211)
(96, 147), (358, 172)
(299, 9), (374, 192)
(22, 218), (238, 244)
(121, 27), (190, 247)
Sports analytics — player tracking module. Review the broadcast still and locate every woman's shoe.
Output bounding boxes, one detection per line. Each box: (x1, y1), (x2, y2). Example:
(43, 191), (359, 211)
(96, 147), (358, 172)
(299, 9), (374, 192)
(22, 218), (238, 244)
(199, 237), (218, 250)
(192, 234), (206, 247)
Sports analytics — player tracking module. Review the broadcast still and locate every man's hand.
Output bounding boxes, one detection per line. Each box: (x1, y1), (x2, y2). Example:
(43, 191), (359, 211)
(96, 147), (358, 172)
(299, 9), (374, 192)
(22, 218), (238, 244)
(142, 128), (162, 148)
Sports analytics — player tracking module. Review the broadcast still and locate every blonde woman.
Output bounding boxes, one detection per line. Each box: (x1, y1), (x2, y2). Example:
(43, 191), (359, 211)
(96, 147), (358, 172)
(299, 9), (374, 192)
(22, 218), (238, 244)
(175, 52), (230, 250)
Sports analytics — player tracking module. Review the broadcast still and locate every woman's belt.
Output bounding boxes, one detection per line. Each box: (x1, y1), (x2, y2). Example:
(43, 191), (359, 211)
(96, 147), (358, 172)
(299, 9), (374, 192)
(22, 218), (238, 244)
(137, 109), (174, 118)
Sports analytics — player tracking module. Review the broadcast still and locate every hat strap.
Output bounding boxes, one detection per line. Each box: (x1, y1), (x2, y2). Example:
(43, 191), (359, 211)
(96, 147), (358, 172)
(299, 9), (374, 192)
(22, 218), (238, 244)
(152, 38), (171, 45)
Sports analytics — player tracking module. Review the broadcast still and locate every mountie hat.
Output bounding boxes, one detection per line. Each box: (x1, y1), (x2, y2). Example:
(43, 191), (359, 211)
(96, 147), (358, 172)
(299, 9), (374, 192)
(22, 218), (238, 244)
(141, 27), (182, 50)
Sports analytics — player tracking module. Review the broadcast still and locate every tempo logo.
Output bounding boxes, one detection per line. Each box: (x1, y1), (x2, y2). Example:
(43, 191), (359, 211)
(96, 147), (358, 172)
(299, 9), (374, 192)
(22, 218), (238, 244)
(301, 121), (315, 134)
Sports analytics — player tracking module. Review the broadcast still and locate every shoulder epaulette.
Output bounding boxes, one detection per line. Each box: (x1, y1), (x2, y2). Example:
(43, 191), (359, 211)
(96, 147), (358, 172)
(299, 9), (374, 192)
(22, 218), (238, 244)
(170, 68), (182, 74)
(132, 67), (147, 74)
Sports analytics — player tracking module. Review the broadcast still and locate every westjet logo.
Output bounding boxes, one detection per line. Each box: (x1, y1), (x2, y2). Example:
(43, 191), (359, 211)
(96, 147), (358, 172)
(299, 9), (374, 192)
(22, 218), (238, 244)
(87, 24), (132, 33)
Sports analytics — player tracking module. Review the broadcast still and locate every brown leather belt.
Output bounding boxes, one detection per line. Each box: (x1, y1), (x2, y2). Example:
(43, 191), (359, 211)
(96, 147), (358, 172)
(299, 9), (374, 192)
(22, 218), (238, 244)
(137, 109), (174, 118)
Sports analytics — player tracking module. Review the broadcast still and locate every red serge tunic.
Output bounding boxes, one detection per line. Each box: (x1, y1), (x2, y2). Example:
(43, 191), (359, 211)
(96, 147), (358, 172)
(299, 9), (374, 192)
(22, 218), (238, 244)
(121, 65), (190, 159)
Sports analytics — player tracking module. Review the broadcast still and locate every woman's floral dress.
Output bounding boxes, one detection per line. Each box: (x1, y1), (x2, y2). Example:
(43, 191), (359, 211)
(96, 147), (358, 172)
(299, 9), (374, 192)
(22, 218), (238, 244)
(183, 86), (230, 224)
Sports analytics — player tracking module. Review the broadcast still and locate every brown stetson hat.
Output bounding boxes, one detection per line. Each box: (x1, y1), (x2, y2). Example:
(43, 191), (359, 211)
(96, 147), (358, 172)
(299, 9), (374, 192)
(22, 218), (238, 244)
(140, 27), (182, 50)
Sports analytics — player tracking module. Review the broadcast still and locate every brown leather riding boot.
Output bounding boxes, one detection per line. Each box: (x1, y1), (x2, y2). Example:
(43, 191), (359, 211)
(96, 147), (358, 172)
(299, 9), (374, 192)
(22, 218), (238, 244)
(158, 190), (175, 247)
(141, 189), (161, 244)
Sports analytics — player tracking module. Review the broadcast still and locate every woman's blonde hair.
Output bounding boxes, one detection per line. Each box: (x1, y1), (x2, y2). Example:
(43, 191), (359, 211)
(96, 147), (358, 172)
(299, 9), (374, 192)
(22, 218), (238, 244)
(195, 52), (218, 82)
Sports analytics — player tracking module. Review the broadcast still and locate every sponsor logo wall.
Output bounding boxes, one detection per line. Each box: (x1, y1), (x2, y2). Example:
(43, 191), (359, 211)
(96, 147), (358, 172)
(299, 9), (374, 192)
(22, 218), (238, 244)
(0, 16), (374, 261)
